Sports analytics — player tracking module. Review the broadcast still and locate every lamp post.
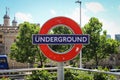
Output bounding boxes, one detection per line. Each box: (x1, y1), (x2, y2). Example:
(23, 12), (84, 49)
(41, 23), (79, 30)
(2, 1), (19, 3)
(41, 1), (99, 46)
(75, 0), (82, 68)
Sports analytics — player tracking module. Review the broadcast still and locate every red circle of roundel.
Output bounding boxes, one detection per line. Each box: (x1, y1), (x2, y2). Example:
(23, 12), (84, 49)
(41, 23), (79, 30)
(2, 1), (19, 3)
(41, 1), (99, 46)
(39, 16), (82, 62)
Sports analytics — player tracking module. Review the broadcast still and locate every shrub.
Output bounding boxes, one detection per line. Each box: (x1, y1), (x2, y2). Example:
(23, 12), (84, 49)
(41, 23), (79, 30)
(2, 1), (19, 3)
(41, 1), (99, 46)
(25, 68), (116, 80)
(65, 69), (93, 80)
(25, 70), (56, 80)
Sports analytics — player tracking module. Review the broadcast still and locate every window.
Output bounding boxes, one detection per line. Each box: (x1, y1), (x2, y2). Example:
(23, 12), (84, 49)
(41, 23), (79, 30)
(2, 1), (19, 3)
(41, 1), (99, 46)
(0, 35), (2, 38)
(0, 58), (6, 63)
(0, 41), (2, 43)
(14, 39), (16, 42)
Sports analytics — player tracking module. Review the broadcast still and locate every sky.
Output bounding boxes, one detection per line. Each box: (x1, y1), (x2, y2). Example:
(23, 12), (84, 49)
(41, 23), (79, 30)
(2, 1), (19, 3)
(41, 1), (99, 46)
(0, 0), (120, 38)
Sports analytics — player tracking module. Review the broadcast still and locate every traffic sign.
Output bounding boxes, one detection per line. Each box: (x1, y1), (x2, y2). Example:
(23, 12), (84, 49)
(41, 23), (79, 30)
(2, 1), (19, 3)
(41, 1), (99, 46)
(32, 16), (89, 62)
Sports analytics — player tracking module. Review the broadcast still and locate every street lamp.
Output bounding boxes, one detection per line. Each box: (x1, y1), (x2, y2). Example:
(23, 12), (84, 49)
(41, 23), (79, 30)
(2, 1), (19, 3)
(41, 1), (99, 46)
(75, 0), (81, 26)
(75, 0), (82, 68)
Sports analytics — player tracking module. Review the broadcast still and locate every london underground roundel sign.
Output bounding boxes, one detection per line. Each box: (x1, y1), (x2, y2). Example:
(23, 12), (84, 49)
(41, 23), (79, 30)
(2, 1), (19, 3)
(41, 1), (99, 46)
(32, 16), (89, 62)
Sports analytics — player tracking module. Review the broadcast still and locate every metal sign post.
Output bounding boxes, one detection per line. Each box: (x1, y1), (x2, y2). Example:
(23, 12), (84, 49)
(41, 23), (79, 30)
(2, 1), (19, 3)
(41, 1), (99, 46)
(57, 62), (64, 80)
(32, 16), (89, 80)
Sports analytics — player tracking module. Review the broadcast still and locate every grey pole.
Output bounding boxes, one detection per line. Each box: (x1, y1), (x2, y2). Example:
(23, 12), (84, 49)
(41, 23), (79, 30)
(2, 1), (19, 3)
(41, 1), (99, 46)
(57, 62), (64, 80)
(75, 0), (82, 68)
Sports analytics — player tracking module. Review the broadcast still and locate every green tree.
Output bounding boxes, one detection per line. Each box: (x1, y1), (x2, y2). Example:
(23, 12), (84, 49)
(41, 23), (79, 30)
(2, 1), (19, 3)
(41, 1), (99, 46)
(82, 17), (120, 67)
(10, 22), (47, 66)
(48, 25), (73, 53)
(82, 17), (102, 67)
(105, 39), (120, 54)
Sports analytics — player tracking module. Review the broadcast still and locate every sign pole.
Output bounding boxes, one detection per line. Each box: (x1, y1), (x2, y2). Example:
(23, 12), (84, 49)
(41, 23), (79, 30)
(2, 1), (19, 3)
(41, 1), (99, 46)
(75, 0), (82, 68)
(57, 62), (64, 80)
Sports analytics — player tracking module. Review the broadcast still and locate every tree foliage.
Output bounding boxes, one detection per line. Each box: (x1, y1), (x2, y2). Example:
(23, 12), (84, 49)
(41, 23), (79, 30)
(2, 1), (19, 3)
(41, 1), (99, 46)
(82, 17), (120, 67)
(48, 25), (73, 53)
(82, 17), (102, 66)
(25, 69), (116, 80)
(10, 22), (47, 65)
(25, 70), (56, 80)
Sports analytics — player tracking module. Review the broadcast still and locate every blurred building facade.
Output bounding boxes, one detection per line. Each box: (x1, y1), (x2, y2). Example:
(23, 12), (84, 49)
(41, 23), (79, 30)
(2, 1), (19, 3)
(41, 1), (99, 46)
(0, 8), (18, 55)
(115, 34), (120, 41)
(107, 34), (111, 39)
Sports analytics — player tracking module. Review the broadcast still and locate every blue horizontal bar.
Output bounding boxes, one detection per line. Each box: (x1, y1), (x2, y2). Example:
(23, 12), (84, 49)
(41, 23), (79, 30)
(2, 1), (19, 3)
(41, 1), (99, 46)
(32, 34), (89, 44)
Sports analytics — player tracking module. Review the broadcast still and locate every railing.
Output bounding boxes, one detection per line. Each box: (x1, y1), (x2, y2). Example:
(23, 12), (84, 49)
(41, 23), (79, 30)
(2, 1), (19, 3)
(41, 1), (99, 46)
(68, 67), (120, 80)
(0, 67), (57, 79)
(0, 67), (57, 74)
(0, 67), (120, 80)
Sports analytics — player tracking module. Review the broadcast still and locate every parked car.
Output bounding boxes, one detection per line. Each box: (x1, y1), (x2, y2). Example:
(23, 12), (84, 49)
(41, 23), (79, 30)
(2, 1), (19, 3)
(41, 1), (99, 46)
(0, 55), (9, 69)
